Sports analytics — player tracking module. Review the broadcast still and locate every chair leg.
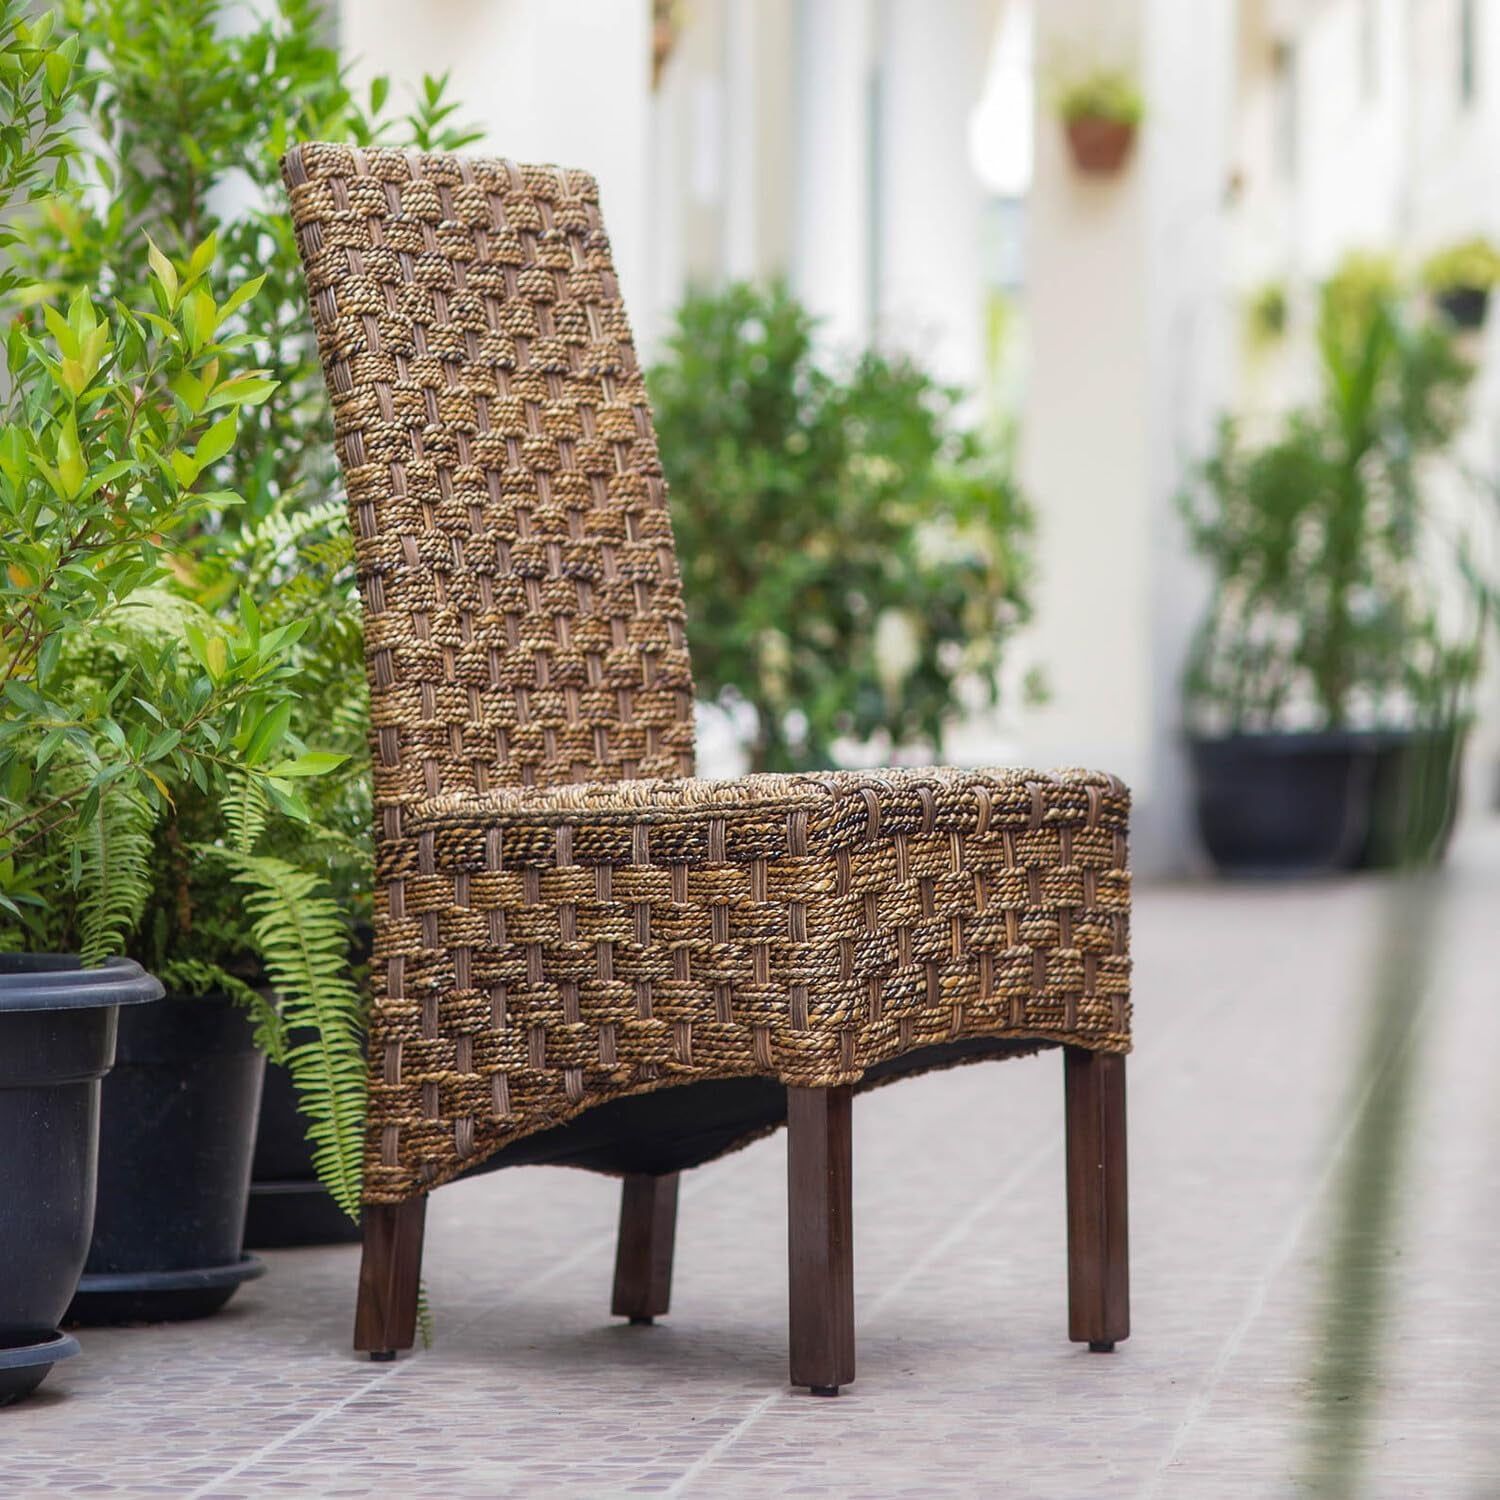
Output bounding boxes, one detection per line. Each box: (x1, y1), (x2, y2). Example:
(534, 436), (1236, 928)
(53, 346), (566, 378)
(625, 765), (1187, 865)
(611, 1172), (680, 1324)
(787, 1084), (855, 1396)
(354, 1198), (427, 1361)
(1064, 1046), (1129, 1351)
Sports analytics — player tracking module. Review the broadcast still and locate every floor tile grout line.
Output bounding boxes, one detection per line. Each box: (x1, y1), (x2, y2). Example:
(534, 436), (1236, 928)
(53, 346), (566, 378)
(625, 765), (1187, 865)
(188, 1215), (629, 1497)
(661, 1394), (781, 1500)
(189, 1120), (792, 1496)
(664, 996), (1224, 1497)
(1133, 1014), (1425, 1500)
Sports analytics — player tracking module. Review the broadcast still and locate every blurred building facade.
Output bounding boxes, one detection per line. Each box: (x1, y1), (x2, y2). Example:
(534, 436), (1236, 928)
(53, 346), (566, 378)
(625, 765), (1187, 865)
(338, 0), (1500, 872)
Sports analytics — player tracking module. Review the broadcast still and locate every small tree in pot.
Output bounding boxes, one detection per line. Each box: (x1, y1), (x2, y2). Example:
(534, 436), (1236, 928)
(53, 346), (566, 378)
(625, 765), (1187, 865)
(20, 0), (481, 1274)
(0, 2), (320, 1389)
(648, 282), (1037, 775)
(1180, 268), (1485, 874)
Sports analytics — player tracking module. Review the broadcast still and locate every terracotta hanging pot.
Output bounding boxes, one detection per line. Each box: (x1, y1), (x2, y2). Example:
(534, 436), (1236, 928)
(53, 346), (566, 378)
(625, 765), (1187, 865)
(1065, 116), (1138, 175)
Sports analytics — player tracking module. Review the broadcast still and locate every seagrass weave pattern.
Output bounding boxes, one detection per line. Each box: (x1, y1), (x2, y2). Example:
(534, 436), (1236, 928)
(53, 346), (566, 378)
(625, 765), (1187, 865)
(281, 146), (1133, 1203)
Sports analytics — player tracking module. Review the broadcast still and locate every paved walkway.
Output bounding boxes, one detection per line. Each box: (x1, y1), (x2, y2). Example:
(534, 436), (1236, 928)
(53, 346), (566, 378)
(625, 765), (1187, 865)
(12, 828), (1500, 1498)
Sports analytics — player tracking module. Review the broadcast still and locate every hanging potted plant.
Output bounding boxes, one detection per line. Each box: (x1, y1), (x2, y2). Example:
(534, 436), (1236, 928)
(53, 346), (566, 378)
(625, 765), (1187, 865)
(1420, 236), (1500, 331)
(1056, 67), (1145, 176)
(1180, 264), (1485, 875)
(1245, 280), (1290, 350)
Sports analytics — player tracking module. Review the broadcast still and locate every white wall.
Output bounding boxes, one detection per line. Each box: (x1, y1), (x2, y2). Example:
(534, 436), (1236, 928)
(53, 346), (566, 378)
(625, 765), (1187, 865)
(337, 0), (658, 344)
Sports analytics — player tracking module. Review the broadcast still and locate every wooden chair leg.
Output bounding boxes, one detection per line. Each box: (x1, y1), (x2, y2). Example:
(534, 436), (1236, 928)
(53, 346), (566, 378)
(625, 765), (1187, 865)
(1064, 1046), (1129, 1351)
(611, 1172), (680, 1324)
(354, 1198), (427, 1361)
(787, 1084), (855, 1396)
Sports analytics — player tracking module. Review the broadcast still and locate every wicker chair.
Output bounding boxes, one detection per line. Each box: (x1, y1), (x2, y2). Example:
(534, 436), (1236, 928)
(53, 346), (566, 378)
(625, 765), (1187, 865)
(281, 144), (1131, 1395)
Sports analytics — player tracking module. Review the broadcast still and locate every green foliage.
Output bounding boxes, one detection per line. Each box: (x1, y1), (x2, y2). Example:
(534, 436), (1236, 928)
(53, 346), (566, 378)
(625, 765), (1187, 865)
(1182, 278), (1484, 733)
(1321, 250), (1401, 348)
(211, 851), (367, 1219)
(1054, 67), (1145, 126)
(648, 283), (1036, 772)
(0, 7), (342, 967)
(16, 0), (477, 1214)
(1420, 236), (1500, 294)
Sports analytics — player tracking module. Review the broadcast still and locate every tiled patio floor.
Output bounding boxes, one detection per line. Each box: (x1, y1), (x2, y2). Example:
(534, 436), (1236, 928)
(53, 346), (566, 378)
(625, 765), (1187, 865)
(11, 827), (1500, 1498)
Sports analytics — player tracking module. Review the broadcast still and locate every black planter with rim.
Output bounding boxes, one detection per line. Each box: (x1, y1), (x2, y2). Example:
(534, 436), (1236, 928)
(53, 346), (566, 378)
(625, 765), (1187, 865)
(1435, 285), (1490, 330)
(66, 993), (267, 1325)
(1189, 731), (1380, 875)
(1190, 727), (1468, 875)
(0, 955), (162, 1405)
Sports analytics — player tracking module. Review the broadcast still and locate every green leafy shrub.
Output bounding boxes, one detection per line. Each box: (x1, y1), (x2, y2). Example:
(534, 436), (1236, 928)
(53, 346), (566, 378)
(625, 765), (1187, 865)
(0, 4), (316, 1005)
(1420, 236), (1500, 294)
(1181, 278), (1483, 733)
(649, 282), (1036, 772)
(18, 0), (479, 1216)
(1054, 68), (1145, 126)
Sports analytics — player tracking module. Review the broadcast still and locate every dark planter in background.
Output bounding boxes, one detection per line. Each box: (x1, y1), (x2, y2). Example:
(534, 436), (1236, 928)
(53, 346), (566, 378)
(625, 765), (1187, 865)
(67, 993), (266, 1326)
(1435, 285), (1489, 330)
(1190, 727), (1466, 876)
(0, 956), (161, 1405)
(1189, 732), (1378, 875)
(245, 1054), (361, 1249)
(1064, 116), (1137, 174)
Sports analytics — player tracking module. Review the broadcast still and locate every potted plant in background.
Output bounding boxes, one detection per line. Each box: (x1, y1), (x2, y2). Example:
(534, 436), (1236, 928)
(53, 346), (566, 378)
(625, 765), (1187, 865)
(1420, 236), (1500, 330)
(17, 0), (482, 1274)
(1054, 66), (1145, 176)
(1181, 266), (1485, 875)
(0, 3), (305, 1394)
(649, 281), (1038, 775)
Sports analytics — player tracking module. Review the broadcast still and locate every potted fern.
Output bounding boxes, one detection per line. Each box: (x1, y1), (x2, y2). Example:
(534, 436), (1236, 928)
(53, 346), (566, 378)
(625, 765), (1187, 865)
(1181, 273), (1484, 873)
(1055, 67), (1144, 175)
(1421, 236), (1500, 331)
(0, 3), (314, 1391)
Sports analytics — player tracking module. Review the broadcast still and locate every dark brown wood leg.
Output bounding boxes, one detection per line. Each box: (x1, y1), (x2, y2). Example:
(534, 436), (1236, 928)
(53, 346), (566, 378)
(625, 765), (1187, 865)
(1064, 1047), (1129, 1351)
(611, 1172), (680, 1324)
(354, 1198), (427, 1360)
(787, 1084), (855, 1396)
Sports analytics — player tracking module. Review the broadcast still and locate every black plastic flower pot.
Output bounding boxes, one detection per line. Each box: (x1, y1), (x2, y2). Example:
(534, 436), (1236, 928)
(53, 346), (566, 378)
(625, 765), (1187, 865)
(1436, 285), (1489, 330)
(244, 1056), (361, 1249)
(1188, 732), (1379, 876)
(66, 993), (267, 1326)
(0, 955), (161, 1406)
(1356, 726), (1466, 870)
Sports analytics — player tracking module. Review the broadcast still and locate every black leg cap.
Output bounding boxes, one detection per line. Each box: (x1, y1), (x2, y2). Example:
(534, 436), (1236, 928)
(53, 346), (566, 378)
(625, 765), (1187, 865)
(810, 1385), (840, 1397)
(628, 1315), (655, 1326)
(1088, 1340), (1115, 1353)
(369, 1350), (398, 1363)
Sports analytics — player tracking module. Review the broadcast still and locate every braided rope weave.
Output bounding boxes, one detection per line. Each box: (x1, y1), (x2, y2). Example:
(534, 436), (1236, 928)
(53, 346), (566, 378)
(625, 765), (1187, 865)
(282, 145), (1132, 1202)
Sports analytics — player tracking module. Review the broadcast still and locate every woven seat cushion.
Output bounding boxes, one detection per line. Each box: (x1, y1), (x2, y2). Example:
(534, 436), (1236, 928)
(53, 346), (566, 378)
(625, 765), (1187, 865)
(369, 767), (1130, 1198)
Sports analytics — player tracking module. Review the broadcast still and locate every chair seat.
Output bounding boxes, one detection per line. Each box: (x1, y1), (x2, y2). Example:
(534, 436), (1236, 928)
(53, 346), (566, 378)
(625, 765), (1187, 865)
(369, 767), (1130, 1199)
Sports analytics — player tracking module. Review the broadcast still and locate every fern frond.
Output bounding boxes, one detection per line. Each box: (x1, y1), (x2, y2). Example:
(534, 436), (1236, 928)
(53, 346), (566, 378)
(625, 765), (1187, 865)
(223, 771), (270, 854)
(157, 956), (288, 1064)
(78, 783), (153, 966)
(211, 849), (367, 1218)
